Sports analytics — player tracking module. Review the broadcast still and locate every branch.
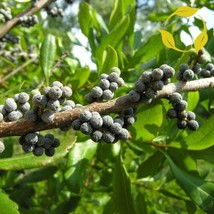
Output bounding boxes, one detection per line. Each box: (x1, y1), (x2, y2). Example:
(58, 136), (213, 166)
(1, 77), (214, 138)
(0, 0), (56, 38)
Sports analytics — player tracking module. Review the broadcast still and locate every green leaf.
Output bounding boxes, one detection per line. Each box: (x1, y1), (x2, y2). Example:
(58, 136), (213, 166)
(137, 151), (165, 178)
(169, 115), (214, 150)
(71, 66), (90, 89)
(166, 154), (214, 213)
(64, 140), (97, 194)
(100, 46), (118, 74)
(134, 193), (148, 214)
(78, 2), (92, 37)
(133, 100), (164, 141)
(0, 189), (19, 214)
(40, 34), (56, 85)
(0, 135), (76, 170)
(96, 15), (130, 70)
(112, 154), (135, 214)
(186, 91), (199, 111)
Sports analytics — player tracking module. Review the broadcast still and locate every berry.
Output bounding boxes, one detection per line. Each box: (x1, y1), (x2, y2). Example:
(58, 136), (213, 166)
(25, 132), (38, 144)
(80, 110), (92, 122)
(187, 111), (196, 120)
(102, 89), (114, 100)
(176, 111), (187, 120)
(8, 110), (23, 121)
(174, 100), (188, 111)
(128, 90), (141, 102)
(45, 147), (55, 157)
(51, 81), (63, 89)
(110, 122), (122, 135)
(200, 69), (211, 78)
(52, 138), (60, 148)
(187, 120), (199, 131)
(179, 64), (189, 73)
(85, 93), (96, 104)
(192, 64), (201, 73)
(177, 120), (187, 129)
(4, 98), (17, 112)
(100, 73), (109, 79)
(117, 128), (129, 139)
(80, 122), (93, 135)
(91, 130), (103, 142)
(116, 77), (125, 87)
(43, 137), (53, 149)
(62, 86), (72, 98)
(33, 147), (43, 156)
(169, 93), (182, 105)
(32, 94), (48, 108)
(110, 67), (121, 75)
(109, 82), (118, 92)
(48, 86), (62, 100)
(135, 80), (146, 93)
(64, 100), (75, 108)
(24, 110), (38, 122)
(102, 131), (115, 143)
(102, 115), (114, 127)
(0, 140), (5, 153)
(124, 115), (136, 126)
(151, 80), (164, 91)
(151, 68), (163, 80)
(167, 108), (177, 119)
(176, 71), (183, 81)
(114, 117), (124, 126)
(100, 79), (110, 90)
(41, 110), (54, 124)
(19, 102), (31, 113)
(145, 88), (157, 99)
(43, 87), (51, 95)
(108, 72), (120, 82)
(22, 144), (35, 152)
(47, 99), (60, 111)
(183, 69), (194, 81)
(61, 105), (72, 111)
(72, 119), (82, 130)
(162, 66), (175, 78)
(140, 71), (152, 83)
(89, 112), (103, 129)
(206, 63), (214, 71)
(91, 86), (103, 99)
(18, 92), (29, 104)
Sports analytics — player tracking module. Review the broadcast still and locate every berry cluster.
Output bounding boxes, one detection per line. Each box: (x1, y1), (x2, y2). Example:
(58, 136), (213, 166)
(25, 81), (73, 124)
(19, 132), (60, 157)
(176, 64), (196, 81)
(0, 33), (20, 48)
(71, 107), (135, 143)
(0, 92), (30, 122)
(0, 3), (12, 22)
(129, 64), (175, 103)
(167, 92), (199, 131)
(46, 7), (64, 17)
(85, 67), (124, 103)
(199, 63), (214, 78)
(19, 15), (39, 28)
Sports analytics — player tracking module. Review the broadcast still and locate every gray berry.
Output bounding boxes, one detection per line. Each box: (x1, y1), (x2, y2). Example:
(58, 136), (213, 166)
(85, 93), (96, 104)
(110, 67), (121, 75)
(80, 122), (93, 135)
(102, 89), (114, 100)
(167, 108), (177, 119)
(45, 147), (55, 156)
(4, 98), (17, 112)
(18, 92), (29, 104)
(102, 131), (115, 144)
(109, 82), (118, 92)
(91, 130), (103, 142)
(32, 94), (48, 108)
(152, 68), (163, 80)
(33, 147), (43, 156)
(89, 112), (103, 129)
(19, 102), (31, 113)
(100, 73), (109, 80)
(117, 128), (129, 139)
(91, 86), (103, 99)
(177, 120), (187, 129)
(169, 93), (182, 105)
(110, 122), (123, 135)
(187, 120), (199, 131)
(25, 132), (38, 144)
(187, 111), (196, 120)
(183, 69), (194, 81)
(140, 71), (152, 83)
(48, 86), (62, 100)
(64, 100), (75, 108)
(24, 110), (38, 122)
(80, 110), (92, 122)
(99, 79), (110, 90)
(102, 115), (114, 127)
(51, 81), (63, 89)
(8, 110), (23, 121)
(47, 99), (60, 111)
(128, 90), (140, 102)
(62, 86), (72, 98)
(108, 72), (120, 82)
(41, 110), (55, 124)
(135, 80), (146, 93)
(72, 119), (82, 130)
(174, 100), (188, 111)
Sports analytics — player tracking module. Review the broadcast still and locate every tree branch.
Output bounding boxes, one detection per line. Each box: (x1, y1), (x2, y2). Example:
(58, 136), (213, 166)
(1, 77), (214, 138)
(0, 0), (56, 38)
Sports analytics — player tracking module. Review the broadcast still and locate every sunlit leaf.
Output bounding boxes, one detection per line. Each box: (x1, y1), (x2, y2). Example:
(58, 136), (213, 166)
(14, 0), (30, 2)
(0, 190), (19, 214)
(166, 154), (214, 213)
(40, 34), (56, 85)
(194, 19), (208, 53)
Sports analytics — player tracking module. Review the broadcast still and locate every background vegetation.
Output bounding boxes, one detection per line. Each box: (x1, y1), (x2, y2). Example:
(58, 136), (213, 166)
(0, 0), (214, 213)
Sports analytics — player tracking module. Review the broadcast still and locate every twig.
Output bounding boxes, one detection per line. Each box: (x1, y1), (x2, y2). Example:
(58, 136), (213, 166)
(0, 0), (56, 38)
(1, 77), (214, 138)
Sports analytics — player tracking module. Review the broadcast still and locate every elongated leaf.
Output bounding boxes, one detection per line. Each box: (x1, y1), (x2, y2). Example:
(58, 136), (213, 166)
(165, 6), (199, 25)
(64, 140), (97, 194)
(40, 34), (56, 84)
(194, 19), (208, 53)
(78, 2), (92, 37)
(135, 193), (147, 214)
(187, 91), (199, 111)
(100, 46), (118, 74)
(137, 151), (165, 178)
(0, 135), (76, 170)
(166, 154), (214, 213)
(112, 155), (135, 214)
(169, 115), (214, 150)
(0, 190), (19, 214)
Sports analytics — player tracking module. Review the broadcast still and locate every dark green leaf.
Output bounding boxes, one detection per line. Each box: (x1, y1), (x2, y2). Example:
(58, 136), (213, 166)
(137, 151), (165, 178)
(0, 189), (19, 214)
(112, 155), (135, 214)
(134, 193), (147, 214)
(40, 34), (56, 84)
(166, 154), (214, 213)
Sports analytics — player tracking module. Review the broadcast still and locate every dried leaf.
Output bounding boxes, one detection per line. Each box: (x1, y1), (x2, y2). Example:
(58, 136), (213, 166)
(194, 19), (208, 53)
(165, 6), (199, 25)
